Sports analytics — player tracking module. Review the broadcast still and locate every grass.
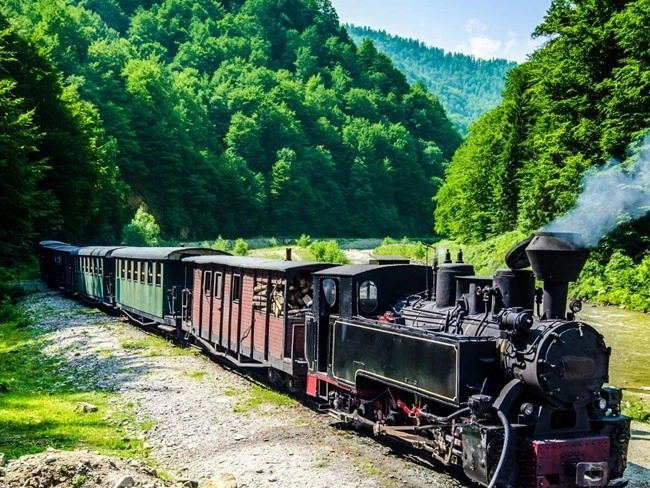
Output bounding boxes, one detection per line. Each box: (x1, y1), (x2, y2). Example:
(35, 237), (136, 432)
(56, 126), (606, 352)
(352, 459), (381, 476)
(183, 370), (207, 381)
(0, 311), (150, 460)
(622, 397), (650, 422)
(315, 458), (330, 468)
(120, 335), (197, 358)
(230, 385), (298, 414)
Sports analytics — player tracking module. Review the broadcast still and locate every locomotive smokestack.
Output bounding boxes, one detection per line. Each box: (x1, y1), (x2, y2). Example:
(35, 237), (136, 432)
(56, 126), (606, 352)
(525, 232), (589, 319)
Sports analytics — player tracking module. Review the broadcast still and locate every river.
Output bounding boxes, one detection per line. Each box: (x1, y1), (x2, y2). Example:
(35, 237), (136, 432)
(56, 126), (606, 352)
(579, 304), (650, 396)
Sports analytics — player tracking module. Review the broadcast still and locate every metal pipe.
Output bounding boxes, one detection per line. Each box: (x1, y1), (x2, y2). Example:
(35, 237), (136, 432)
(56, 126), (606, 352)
(488, 408), (512, 488)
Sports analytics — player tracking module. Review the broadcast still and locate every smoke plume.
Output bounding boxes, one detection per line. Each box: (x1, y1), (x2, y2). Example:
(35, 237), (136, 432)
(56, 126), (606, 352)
(542, 134), (650, 248)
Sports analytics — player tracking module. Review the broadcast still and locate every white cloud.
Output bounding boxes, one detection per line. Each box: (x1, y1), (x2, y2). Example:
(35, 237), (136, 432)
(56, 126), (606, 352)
(457, 21), (525, 61)
(465, 18), (487, 35)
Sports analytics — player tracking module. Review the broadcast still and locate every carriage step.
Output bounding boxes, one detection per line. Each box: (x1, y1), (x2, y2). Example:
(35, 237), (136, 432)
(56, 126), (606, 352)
(157, 324), (176, 333)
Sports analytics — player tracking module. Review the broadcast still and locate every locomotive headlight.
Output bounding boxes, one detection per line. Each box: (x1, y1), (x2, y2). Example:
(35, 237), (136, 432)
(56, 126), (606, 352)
(520, 402), (534, 417)
(569, 299), (582, 313)
(598, 397), (608, 410)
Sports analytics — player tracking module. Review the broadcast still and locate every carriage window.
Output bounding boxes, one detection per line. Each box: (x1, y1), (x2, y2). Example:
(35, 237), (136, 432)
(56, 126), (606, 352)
(155, 262), (162, 286)
(322, 278), (337, 306)
(358, 280), (378, 313)
(203, 271), (212, 296)
(127, 260), (132, 281)
(214, 272), (222, 299)
(141, 261), (146, 284)
(147, 262), (154, 285)
(94, 258), (99, 275)
(232, 274), (241, 302)
(120, 260), (126, 280)
(98, 259), (103, 275)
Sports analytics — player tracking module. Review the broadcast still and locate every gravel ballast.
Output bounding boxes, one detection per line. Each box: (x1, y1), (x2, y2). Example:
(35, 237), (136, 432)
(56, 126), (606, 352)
(2, 285), (649, 487)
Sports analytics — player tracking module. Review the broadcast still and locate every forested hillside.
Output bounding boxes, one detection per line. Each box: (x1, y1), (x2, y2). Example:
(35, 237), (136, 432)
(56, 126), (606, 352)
(435, 0), (650, 263)
(345, 25), (517, 134)
(0, 0), (461, 259)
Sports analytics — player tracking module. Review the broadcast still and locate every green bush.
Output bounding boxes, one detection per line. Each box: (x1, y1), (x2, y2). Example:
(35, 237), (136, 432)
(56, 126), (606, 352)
(209, 236), (231, 252)
(121, 205), (161, 246)
(373, 237), (429, 262)
(307, 240), (349, 264)
(0, 267), (28, 324)
(297, 234), (311, 248)
(232, 238), (249, 256)
(622, 400), (650, 422)
(573, 251), (650, 312)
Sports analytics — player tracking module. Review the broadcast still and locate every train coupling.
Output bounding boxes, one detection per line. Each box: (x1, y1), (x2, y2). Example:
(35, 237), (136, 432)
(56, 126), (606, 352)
(573, 461), (609, 487)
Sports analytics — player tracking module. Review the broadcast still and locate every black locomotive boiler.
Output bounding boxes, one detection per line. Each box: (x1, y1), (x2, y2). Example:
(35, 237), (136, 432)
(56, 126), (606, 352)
(307, 232), (630, 488)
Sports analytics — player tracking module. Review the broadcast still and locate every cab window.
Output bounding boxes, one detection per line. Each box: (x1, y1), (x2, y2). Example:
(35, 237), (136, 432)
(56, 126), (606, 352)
(358, 280), (378, 313)
(322, 278), (337, 307)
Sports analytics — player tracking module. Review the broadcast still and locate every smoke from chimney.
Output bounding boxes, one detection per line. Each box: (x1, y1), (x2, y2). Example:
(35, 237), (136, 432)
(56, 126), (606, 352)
(542, 135), (650, 248)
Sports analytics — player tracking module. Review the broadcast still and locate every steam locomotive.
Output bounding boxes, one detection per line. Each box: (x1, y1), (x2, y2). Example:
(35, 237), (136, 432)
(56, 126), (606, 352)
(38, 232), (631, 487)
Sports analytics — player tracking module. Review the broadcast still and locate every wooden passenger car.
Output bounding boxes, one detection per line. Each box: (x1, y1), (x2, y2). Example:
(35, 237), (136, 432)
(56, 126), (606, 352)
(112, 247), (226, 327)
(73, 246), (124, 307)
(183, 256), (331, 384)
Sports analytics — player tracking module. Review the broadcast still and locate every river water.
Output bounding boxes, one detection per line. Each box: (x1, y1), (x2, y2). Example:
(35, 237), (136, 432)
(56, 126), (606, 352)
(579, 304), (650, 394)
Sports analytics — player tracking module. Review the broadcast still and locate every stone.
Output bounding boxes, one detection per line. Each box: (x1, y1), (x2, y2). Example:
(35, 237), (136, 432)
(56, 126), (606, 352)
(114, 475), (135, 488)
(76, 402), (98, 413)
(200, 473), (237, 488)
(0, 453), (6, 467)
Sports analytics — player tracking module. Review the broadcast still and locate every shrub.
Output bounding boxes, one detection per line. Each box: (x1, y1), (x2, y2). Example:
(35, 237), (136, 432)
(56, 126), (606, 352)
(232, 238), (249, 256)
(308, 240), (349, 264)
(121, 205), (161, 246)
(297, 234), (311, 248)
(623, 400), (650, 422)
(210, 236), (231, 252)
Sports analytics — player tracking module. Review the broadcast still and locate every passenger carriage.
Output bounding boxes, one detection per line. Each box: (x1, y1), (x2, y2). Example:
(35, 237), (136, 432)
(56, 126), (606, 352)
(73, 246), (124, 308)
(38, 242), (80, 292)
(38, 240), (69, 285)
(182, 255), (331, 387)
(112, 247), (226, 329)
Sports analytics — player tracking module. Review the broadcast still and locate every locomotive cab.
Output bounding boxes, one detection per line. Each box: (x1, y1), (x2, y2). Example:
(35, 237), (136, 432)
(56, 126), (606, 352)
(305, 264), (433, 386)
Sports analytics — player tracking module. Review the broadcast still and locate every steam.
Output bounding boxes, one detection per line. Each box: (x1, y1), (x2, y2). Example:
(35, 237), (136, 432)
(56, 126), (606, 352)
(542, 135), (650, 248)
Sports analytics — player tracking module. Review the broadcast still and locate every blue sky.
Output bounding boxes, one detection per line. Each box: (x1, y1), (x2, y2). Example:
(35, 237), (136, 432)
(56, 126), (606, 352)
(329, 0), (553, 62)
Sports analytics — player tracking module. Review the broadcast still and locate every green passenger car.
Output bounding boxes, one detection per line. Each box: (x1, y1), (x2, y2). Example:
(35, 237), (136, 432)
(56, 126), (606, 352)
(74, 246), (124, 307)
(112, 247), (226, 326)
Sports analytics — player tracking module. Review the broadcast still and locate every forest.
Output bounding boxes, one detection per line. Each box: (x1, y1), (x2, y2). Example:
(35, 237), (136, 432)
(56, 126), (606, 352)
(3, 0), (650, 310)
(433, 0), (650, 311)
(344, 25), (516, 135)
(0, 0), (462, 267)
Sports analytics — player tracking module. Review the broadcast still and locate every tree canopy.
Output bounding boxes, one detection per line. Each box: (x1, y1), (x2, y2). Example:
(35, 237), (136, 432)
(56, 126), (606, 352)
(435, 0), (650, 261)
(344, 25), (517, 135)
(1, 0), (462, 247)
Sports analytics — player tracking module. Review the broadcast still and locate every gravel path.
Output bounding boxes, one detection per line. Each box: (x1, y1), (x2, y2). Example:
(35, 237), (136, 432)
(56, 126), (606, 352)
(5, 285), (650, 488)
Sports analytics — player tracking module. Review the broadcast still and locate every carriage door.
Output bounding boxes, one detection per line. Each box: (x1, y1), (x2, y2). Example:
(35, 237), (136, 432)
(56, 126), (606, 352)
(317, 277), (339, 373)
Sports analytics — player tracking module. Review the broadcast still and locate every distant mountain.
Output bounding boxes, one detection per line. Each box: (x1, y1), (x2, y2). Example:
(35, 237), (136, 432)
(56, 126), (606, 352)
(345, 25), (517, 134)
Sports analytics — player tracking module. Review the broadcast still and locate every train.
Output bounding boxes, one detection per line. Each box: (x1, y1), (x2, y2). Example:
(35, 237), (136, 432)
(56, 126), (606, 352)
(37, 232), (631, 488)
